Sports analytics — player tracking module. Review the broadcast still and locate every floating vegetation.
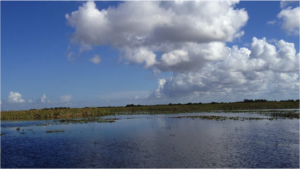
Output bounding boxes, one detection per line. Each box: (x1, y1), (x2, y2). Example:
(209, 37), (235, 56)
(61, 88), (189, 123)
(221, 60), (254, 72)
(270, 111), (300, 119)
(46, 130), (65, 133)
(0, 133), (5, 136)
(36, 123), (52, 126)
(57, 118), (118, 124)
(171, 115), (277, 121)
(16, 127), (20, 130)
(39, 117), (119, 126)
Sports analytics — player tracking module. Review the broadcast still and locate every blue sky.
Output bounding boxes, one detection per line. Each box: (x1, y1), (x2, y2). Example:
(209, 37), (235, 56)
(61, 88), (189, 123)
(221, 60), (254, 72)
(1, 1), (299, 111)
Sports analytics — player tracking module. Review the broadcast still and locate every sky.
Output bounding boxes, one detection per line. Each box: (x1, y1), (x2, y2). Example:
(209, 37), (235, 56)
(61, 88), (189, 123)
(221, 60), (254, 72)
(1, 0), (299, 111)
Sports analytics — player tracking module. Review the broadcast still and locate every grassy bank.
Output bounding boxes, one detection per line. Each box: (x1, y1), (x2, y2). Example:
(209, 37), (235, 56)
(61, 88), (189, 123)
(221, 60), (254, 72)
(1, 101), (299, 120)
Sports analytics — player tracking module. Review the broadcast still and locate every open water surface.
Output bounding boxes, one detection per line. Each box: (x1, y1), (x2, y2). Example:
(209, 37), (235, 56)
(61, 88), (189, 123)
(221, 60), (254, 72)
(1, 111), (299, 168)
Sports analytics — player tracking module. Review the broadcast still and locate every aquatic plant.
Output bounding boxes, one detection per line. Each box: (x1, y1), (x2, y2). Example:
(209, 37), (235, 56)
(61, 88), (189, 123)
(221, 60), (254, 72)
(270, 111), (299, 119)
(171, 115), (278, 121)
(55, 118), (117, 124)
(46, 130), (65, 133)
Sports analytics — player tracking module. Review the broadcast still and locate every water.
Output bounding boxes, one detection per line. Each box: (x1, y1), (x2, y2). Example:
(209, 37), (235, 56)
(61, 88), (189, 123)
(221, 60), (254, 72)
(1, 111), (299, 168)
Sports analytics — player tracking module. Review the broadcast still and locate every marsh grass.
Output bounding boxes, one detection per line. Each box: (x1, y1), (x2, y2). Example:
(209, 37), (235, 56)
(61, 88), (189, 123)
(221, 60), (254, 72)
(1, 101), (298, 120)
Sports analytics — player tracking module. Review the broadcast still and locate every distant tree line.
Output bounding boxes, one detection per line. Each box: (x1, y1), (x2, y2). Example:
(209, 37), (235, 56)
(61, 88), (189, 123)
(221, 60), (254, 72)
(126, 104), (143, 107)
(41, 107), (70, 110)
(243, 99), (267, 102)
(244, 99), (299, 103)
(125, 99), (299, 107)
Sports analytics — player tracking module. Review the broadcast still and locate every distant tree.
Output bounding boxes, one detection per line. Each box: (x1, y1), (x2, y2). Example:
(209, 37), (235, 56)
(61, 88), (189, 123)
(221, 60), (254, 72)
(255, 99), (267, 102)
(126, 104), (135, 107)
(244, 99), (254, 103)
(280, 99), (295, 102)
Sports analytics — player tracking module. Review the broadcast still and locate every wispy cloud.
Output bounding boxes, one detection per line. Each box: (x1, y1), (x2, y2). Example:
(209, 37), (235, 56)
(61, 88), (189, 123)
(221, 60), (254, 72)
(97, 91), (150, 101)
(90, 55), (101, 64)
(267, 20), (277, 25)
(61, 95), (72, 102)
(37, 94), (47, 103)
(280, 0), (298, 9)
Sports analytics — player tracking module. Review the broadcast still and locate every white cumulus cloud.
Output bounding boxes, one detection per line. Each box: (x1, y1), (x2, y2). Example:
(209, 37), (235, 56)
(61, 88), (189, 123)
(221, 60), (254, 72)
(66, 1), (298, 103)
(66, 1), (248, 68)
(37, 94), (47, 103)
(61, 95), (72, 102)
(148, 37), (299, 101)
(4, 91), (25, 103)
(90, 54), (101, 64)
(277, 6), (300, 35)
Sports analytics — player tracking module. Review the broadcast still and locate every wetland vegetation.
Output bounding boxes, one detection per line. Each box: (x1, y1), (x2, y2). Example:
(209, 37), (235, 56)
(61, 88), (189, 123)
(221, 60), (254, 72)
(171, 115), (277, 120)
(1, 100), (299, 120)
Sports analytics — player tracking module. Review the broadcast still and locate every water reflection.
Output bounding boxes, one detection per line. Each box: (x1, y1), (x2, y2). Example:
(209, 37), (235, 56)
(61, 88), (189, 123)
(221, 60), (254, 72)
(1, 112), (299, 168)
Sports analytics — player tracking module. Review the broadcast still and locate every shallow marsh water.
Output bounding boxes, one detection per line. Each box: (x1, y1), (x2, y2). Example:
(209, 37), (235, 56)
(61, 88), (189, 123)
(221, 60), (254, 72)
(1, 111), (299, 168)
